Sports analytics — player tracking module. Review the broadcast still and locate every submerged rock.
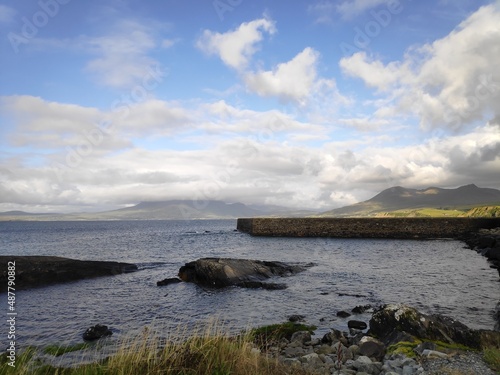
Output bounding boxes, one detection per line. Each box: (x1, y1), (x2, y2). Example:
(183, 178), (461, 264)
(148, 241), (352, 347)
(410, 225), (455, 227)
(178, 257), (312, 289)
(83, 324), (112, 341)
(157, 277), (182, 286)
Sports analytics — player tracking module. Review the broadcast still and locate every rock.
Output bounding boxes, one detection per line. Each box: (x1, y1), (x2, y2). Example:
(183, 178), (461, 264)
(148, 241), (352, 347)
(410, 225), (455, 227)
(290, 331), (311, 345)
(477, 236), (496, 249)
(177, 258), (311, 289)
(288, 314), (305, 323)
(358, 336), (386, 361)
(421, 349), (448, 358)
(156, 277), (182, 286)
(0, 256), (138, 292)
(485, 247), (500, 261)
(494, 302), (500, 331)
(352, 304), (373, 314)
(413, 341), (436, 355)
(369, 304), (500, 349)
(347, 320), (367, 330)
(82, 324), (112, 341)
(322, 329), (348, 346)
(337, 310), (352, 318)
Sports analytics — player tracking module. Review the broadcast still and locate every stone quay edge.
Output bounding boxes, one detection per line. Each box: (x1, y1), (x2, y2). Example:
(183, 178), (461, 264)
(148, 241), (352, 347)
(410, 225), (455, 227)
(236, 217), (500, 239)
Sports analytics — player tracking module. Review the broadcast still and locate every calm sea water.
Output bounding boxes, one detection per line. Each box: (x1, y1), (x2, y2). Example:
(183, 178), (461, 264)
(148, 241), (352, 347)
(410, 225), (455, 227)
(1, 220), (499, 350)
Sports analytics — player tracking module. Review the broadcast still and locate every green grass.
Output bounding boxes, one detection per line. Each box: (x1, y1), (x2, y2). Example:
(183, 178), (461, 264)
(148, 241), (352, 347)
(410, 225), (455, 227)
(248, 322), (316, 351)
(484, 348), (500, 372)
(43, 343), (90, 357)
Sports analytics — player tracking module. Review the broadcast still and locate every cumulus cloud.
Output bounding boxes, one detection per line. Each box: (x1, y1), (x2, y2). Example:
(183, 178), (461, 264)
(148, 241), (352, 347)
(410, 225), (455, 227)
(2, 91), (499, 213)
(244, 47), (319, 103)
(339, 5), (500, 131)
(196, 18), (276, 71)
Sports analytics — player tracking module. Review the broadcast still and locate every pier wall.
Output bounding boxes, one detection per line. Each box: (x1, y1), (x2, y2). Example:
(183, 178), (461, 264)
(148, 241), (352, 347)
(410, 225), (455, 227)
(236, 217), (500, 239)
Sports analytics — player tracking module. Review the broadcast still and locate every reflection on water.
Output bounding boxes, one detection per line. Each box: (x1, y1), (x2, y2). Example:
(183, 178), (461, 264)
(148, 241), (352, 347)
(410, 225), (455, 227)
(0, 220), (498, 349)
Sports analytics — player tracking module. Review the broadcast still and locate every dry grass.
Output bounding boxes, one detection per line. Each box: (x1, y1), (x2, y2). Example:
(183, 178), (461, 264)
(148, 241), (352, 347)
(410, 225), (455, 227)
(0, 322), (315, 375)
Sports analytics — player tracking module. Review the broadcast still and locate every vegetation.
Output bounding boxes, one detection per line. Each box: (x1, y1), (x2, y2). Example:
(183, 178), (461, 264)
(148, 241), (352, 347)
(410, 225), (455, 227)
(249, 322), (316, 348)
(43, 343), (90, 357)
(483, 348), (500, 372)
(0, 323), (316, 375)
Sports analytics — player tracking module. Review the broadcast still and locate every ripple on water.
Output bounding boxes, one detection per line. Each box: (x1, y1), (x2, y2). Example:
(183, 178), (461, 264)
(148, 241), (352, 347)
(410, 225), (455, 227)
(0, 220), (498, 349)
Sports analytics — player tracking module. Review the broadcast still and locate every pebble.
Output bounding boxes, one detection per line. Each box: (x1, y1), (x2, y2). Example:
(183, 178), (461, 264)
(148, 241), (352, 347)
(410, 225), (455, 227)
(268, 329), (497, 375)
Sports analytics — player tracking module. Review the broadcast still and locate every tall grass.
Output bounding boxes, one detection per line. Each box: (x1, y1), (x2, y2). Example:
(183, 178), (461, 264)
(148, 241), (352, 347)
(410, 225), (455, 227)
(1, 321), (313, 375)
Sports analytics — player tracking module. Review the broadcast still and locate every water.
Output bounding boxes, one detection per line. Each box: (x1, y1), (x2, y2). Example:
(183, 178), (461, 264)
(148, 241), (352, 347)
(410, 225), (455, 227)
(0, 220), (498, 350)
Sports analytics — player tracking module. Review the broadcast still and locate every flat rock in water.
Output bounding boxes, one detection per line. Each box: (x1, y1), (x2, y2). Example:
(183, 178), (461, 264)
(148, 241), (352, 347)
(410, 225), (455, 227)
(0, 256), (138, 292)
(178, 257), (312, 289)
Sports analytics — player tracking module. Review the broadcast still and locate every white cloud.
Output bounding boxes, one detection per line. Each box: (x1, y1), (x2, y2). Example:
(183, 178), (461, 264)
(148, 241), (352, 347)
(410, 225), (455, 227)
(336, 0), (391, 19)
(0, 5), (16, 24)
(196, 17), (276, 70)
(308, 1), (336, 24)
(244, 47), (319, 103)
(84, 20), (160, 89)
(339, 4), (500, 131)
(339, 52), (405, 91)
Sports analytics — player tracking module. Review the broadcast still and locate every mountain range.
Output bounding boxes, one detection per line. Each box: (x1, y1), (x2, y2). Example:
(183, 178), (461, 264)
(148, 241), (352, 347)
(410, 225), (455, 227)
(320, 184), (500, 217)
(0, 200), (314, 221)
(1, 184), (499, 220)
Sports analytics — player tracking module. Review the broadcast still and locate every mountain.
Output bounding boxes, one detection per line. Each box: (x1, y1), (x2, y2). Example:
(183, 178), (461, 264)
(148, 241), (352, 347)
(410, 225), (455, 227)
(321, 184), (500, 217)
(94, 200), (262, 220)
(0, 200), (315, 221)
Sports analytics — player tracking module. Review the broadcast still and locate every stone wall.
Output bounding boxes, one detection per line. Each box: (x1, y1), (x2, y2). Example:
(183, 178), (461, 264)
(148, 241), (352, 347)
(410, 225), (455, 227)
(236, 217), (500, 239)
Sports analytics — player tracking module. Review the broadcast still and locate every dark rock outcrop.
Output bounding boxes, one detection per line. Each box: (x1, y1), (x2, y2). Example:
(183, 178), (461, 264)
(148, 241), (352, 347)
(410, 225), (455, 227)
(336, 310), (351, 318)
(369, 304), (500, 349)
(178, 258), (312, 289)
(83, 324), (112, 341)
(0, 256), (138, 292)
(348, 320), (368, 330)
(461, 227), (500, 276)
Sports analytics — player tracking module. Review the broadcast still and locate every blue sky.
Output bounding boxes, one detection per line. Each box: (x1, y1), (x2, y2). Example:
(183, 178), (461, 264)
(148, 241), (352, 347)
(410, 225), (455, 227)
(0, 0), (499, 213)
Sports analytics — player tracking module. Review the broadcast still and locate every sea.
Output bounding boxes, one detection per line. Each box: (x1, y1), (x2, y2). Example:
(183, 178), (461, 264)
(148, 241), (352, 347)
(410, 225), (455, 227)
(1, 219), (499, 351)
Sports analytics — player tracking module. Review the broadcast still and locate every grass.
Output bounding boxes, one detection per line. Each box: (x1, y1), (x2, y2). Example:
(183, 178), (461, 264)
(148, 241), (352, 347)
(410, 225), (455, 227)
(483, 348), (500, 373)
(0, 322), (316, 375)
(249, 322), (316, 349)
(43, 343), (90, 357)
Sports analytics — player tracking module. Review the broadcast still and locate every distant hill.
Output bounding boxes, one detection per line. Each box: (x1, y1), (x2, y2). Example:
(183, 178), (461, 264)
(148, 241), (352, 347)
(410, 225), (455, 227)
(0, 200), (316, 221)
(93, 200), (262, 220)
(320, 184), (500, 217)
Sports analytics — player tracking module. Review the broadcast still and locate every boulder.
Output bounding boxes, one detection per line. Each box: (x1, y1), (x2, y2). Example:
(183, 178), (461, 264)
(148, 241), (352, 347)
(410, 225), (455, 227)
(288, 314), (305, 323)
(369, 304), (500, 349)
(290, 331), (312, 345)
(348, 320), (368, 330)
(83, 324), (112, 341)
(177, 258), (311, 289)
(337, 310), (352, 318)
(321, 328), (348, 346)
(358, 336), (386, 361)
(352, 304), (373, 314)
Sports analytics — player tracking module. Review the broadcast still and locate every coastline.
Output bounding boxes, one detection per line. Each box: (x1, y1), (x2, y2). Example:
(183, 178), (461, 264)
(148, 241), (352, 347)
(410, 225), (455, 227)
(0, 256), (138, 293)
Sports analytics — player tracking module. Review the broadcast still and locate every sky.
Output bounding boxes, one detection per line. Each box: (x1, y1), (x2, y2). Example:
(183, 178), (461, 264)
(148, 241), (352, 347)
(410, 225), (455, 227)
(0, 0), (500, 213)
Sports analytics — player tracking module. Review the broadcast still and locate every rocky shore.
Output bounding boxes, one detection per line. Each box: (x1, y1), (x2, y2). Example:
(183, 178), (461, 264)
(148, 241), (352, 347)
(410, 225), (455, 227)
(0, 256), (138, 292)
(264, 304), (500, 375)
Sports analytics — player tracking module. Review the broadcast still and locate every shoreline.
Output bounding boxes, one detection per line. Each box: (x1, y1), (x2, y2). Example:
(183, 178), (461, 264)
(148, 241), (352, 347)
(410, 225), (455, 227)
(0, 256), (138, 293)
